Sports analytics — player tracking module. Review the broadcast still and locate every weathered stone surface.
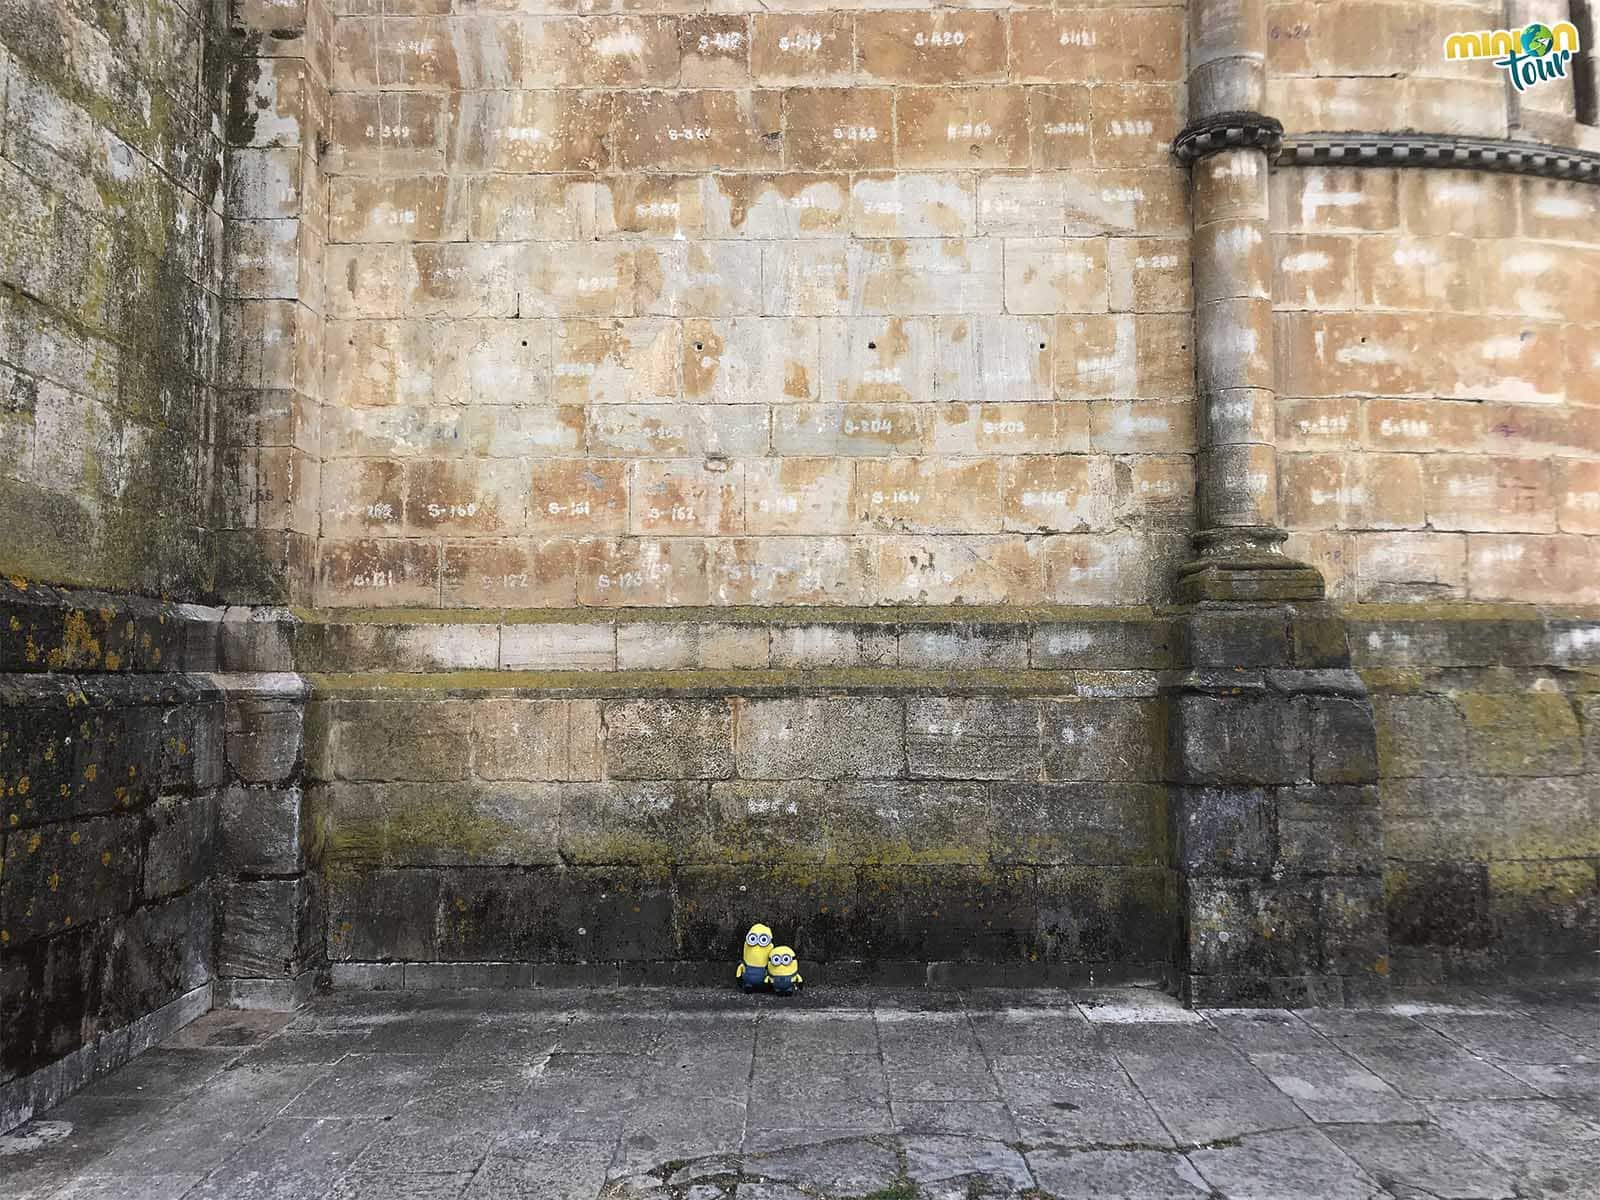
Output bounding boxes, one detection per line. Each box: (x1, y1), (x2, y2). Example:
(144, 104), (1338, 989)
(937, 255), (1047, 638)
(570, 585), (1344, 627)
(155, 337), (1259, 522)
(992, 782), (1167, 867)
(734, 698), (903, 780)
(223, 694), (305, 785)
(1372, 696), (1469, 779)
(1041, 699), (1162, 781)
(1, 815), (141, 945)
(473, 699), (600, 783)
(1174, 693), (1309, 786)
(219, 784), (306, 876)
(558, 781), (715, 865)
(220, 878), (320, 980)
(1036, 865), (1175, 965)
(830, 780), (992, 865)
(1310, 697), (1379, 785)
(906, 697), (1041, 780)
(142, 793), (218, 901)
(1456, 691), (1584, 778)
(603, 700), (735, 780)
(1176, 787), (1277, 877)
(315, 780), (563, 870)
(320, 700), (474, 782)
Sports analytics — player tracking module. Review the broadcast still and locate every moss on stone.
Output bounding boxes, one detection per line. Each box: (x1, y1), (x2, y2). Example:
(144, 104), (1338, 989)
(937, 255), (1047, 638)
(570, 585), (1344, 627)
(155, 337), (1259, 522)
(304, 667), (1087, 698)
(290, 604), (1166, 627)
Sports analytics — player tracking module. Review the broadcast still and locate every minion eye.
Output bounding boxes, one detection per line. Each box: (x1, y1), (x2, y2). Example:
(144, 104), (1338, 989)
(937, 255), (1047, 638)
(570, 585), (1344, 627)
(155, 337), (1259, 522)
(758, 934), (771, 946)
(745, 933), (758, 945)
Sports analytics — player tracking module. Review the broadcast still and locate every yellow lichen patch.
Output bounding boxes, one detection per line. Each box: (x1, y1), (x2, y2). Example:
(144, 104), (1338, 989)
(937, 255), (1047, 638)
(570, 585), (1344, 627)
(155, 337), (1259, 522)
(84, 764), (97, 782)
(69, 831), (80, 845)
(60, 611), (102, 666)
(27, 833), (41, 853)
(100, 850), (112, 866)
(98, 607), (114, 624)
(8, 814), (16, 826)
(8, 616), (19, 631)
(105, 652), (121, 670)
(16, 776), (27, 795)
(47, 871), (60, 891)
(25, 637), (37, 663)
(42, 745), (54, 761)
(0, 931), (8, 943)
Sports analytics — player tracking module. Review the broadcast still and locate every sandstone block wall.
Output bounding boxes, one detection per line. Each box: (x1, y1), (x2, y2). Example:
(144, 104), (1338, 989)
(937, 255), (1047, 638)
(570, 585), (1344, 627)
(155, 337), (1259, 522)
(316, 3), (1197, 609)
(1274, 167), (1600, 605)
(1266, 0), (1592, 149)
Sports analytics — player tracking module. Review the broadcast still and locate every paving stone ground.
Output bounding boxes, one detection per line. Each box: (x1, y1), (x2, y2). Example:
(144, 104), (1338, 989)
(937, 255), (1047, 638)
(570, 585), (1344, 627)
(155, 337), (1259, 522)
(3, 980), (1597, 1200)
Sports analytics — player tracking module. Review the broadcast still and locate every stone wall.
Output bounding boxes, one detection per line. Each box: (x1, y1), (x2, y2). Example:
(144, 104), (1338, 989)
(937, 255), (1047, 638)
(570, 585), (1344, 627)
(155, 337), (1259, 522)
(1266, 0), (1592, 149)
(303, 612), (1177, 985)
(0, 0), (224, 599)
(0, 581), (223, 1130)
(1275, 167), (1600, 606)
(215, 0), (332, 603)
(316, 4), (1197, 609)
(1352, 608), (1600, 982)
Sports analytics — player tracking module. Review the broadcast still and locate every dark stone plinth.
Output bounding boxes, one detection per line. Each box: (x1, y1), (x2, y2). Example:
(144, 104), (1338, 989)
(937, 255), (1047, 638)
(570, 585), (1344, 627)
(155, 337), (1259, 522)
(1165, 604), (1389, 1007)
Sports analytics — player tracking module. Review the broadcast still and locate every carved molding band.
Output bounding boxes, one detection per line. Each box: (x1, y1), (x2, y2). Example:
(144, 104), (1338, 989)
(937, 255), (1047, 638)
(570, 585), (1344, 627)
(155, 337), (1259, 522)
(1277, 132), (1600, 184)
(1171, 112), (1285, 163)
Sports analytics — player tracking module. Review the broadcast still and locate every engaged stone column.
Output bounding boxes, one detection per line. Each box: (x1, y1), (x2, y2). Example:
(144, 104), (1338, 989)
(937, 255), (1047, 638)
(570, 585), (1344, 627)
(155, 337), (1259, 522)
(1177, 0), (1322, 602)
(1163, 2), (1388, 1006)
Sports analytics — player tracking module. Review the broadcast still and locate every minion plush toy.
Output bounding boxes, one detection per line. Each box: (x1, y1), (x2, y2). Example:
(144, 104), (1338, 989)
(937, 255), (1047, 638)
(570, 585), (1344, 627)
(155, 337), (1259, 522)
(737, 923), (773, 992)
(766, 946), (802, 995)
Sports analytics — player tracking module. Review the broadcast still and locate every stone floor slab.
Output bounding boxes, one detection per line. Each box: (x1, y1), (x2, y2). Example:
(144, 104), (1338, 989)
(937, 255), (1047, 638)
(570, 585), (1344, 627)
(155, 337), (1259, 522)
(1026, 1147), (1213, 1198)
(903, 1134), (1034, 1192)
(6, 985), (1598, 1200)
(1186, 1128), (1384, 1200)
(1323, 1122), (1517, 1199)
(1430, 1098), (1600, 1197)
(745, 1137), (902, 1195)
(893, 1099), (1019, 1139)
(1246, 1048), (1424, 1123)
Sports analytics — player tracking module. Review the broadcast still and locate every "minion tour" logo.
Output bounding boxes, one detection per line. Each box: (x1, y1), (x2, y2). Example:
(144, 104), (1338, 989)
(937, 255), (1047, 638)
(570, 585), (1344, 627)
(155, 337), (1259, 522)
(1444, 20), (1581, 92)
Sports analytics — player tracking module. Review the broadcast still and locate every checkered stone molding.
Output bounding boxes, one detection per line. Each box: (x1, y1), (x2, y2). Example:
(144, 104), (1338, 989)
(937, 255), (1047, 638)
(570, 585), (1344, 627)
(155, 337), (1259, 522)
(1171, 112), (1285, 163)
(1276, 133), (1600, 184)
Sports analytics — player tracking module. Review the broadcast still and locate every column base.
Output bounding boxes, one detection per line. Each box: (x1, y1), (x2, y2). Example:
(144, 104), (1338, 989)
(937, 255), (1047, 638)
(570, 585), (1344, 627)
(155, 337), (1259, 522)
(1164, 604), (1391, 1009)
(1178, 526), (1326, 603)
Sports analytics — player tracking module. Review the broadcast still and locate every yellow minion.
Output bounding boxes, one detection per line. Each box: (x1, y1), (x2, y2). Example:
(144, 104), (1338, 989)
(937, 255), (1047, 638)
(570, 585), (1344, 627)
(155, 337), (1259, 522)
(766, 946), (802, 995)
(737, 923), (773, 992)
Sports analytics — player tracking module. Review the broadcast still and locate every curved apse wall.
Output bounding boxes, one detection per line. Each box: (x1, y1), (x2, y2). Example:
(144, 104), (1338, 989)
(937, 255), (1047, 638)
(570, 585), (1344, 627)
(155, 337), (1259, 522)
(1264, 1), (1599, 604)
